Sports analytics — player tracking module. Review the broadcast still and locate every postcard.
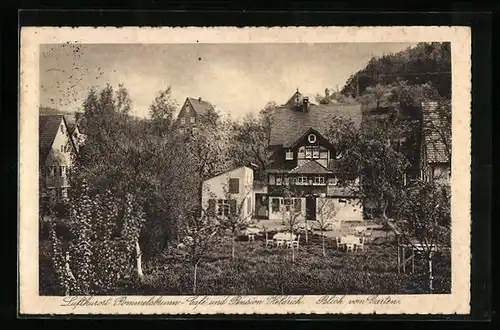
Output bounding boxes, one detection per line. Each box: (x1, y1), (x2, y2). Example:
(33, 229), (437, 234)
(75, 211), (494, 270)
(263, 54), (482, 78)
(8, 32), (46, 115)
(19, 26), (471, 315)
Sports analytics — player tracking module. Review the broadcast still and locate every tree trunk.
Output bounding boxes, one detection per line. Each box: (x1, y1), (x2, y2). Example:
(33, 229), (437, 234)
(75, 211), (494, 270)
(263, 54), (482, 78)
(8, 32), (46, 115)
(231, 234), (235, 259)
(428, 257), (433, 294)
(193, 260), (200, 294)
(135, 240), (144, 278)
(322, 234), (326, 257)
(305, 220), (308, 244)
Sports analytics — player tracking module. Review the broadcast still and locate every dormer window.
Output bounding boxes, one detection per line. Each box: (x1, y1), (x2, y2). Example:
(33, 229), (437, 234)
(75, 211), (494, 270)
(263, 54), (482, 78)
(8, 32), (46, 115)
(285, 150), (293, 160)
(308, 134), (316, 143)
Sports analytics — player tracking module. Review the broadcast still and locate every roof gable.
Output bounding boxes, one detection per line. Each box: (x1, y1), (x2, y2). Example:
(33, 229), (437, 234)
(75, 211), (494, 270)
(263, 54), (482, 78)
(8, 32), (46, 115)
(270, 102), (362, 146)
(39, 115), (65, 164)
(289, 160), (332, 175)
(284, 127), (334, 149)
(421, 101), (451, 164)
(187, 97), (214, 116)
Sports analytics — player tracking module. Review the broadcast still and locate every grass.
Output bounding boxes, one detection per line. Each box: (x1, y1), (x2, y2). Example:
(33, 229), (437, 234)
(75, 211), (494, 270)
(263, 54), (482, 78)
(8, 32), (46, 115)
(39, 230), (451, 296)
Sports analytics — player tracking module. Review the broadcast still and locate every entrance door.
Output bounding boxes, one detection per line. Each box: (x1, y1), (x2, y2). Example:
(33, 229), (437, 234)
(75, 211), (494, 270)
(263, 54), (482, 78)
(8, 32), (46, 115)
(306, 196), (316, 220)
(255, 193), (269, 219)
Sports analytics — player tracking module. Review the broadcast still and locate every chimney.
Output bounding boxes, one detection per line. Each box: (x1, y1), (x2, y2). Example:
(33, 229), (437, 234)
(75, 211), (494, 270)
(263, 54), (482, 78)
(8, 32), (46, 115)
(303, 96), (309, 112)
(198, 97), (202, 102)
(325, 88), (330, 98)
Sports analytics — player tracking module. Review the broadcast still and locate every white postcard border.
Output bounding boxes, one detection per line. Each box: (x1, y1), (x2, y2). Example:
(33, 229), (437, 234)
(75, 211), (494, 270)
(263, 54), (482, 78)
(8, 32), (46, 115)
(19, 26), (471, 315)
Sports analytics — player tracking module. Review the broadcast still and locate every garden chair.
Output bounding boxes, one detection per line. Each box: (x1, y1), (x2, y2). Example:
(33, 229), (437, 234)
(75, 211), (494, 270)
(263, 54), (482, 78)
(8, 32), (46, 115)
(357, 237), (365, 251)
(291, 234), (300, 248)
(336, 237), (344, 250)
(248, 233), (255, 241)
(265, 233), (274, 248)
(345, 243), (355, 253)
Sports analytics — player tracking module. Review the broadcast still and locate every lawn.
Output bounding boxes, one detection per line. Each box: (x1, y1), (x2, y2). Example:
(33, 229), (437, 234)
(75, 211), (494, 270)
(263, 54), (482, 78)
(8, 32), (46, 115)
(39, 228), (451, 296)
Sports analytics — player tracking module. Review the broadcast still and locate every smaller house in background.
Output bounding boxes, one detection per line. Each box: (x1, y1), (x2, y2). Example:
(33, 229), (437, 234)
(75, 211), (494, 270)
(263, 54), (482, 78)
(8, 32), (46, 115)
(176, 97), (216, 135)
(64, 112), (86, 152)
(39, 114), (78, 200)
(420, 101), (451, 186)
(201, 166), (255, 220)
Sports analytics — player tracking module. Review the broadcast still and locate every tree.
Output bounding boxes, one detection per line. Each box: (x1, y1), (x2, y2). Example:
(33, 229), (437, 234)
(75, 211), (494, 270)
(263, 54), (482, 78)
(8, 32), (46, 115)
(359, 83), (394, 109)
(278, 187), (304, 263)
(394, 180), (451, 293)
(314, 198), (340, 257)
(229, 102), (276, 180)
(181, 208), (219, 294)
(50, 185), (146, 295)
(326, 115), (410, 224)
(213, 183), (256, 259)
(148, 87), (178, 136)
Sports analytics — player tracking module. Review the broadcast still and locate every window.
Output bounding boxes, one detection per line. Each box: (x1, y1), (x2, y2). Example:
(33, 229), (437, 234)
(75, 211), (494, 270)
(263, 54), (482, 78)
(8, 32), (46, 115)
(296, 176), (308, 185)
(283, 176), (289, 185)
(49, 166), (56, 177)
(271, 198), (280, 213)
(298, 147), (305, 159)
(305, 148), (312, 159)
(285, 150), (293, 160)
(290, 177), (297, 185)
(217, 199), (231, 216)
(313, 176), (325, 185)
(312, 149), (320, 159)
(192, 127), (198, 135)
(308, 134), (316, 143)
(59, 166), (66, 177)
(179, 128), (185, 134)
(283, 198), (293, 211)
(275, 175), (283, 186)
(180, 118), (186, 125)
(60, 145), (64, 153)
(190, 117), (195, 124)
(294, 198), (302, 212)
(60, 125), (64, 134)
(229, 178), (240, 193)
(269, 175), (276, 185)
(185, 105), (190, 113)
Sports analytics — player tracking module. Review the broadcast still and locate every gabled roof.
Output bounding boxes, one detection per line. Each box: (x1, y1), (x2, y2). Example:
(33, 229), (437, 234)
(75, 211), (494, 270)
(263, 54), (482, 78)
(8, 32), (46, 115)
(269, 101), (362, 146)
(421, 101), (451, 164)
(187, 97), (214, 115)
(204, 165), (253, 182)
(39, 115), (64, 164)
(284, 127), (333, 149)
(289, 160), (332, 175)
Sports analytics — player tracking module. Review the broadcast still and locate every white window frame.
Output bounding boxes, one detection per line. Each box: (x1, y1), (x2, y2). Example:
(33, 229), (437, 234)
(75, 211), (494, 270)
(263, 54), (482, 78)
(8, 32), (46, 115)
(190, 117), (195, 124)
(217, 199), (231, 217)
(312, 148), (320, 159)
(285, 150), (293, 160)
(313, 176), (326, 185)
(305, 148), (312, 159)
(296, 176), (308, 185)
(180, 118), (186, 125)
(308, 134), (316, 143)
(275, 175), (283, 186)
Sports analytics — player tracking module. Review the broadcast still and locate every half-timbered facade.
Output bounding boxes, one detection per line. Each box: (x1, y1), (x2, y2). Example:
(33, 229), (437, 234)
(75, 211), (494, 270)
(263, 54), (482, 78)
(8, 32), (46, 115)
(260, 90), (364, 222)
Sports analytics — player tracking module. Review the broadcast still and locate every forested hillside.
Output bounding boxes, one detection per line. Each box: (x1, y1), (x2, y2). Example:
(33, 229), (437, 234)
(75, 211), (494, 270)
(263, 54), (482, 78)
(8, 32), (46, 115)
(341, 42), (451, 99)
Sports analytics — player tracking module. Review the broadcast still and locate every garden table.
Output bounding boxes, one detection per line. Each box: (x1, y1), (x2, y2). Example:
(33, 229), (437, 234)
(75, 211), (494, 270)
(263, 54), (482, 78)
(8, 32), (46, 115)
(273, 232), (296, 241)
(341, 235), (361, 246)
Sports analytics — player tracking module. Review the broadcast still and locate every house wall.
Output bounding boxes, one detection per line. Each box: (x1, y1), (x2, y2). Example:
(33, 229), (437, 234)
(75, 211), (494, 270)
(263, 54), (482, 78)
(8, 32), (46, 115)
(201, 167), (254, 219)
(43, 119), (74, 192)
(316, 197), (363, 222)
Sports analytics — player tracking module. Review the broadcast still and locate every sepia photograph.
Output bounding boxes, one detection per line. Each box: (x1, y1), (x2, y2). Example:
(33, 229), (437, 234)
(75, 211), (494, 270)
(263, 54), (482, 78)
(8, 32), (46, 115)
(19, 27), (471, 315)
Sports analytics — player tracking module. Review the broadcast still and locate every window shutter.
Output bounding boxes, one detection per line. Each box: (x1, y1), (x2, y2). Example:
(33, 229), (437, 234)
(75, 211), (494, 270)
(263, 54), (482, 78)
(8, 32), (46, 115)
(229, 199), (237, 215)
(229, 178), (240, 193)
(208, 199), (216, 216)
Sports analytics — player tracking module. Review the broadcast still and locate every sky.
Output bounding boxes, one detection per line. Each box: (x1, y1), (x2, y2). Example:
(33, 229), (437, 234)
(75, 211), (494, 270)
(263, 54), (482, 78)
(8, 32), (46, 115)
(40, 43), (416, 119)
